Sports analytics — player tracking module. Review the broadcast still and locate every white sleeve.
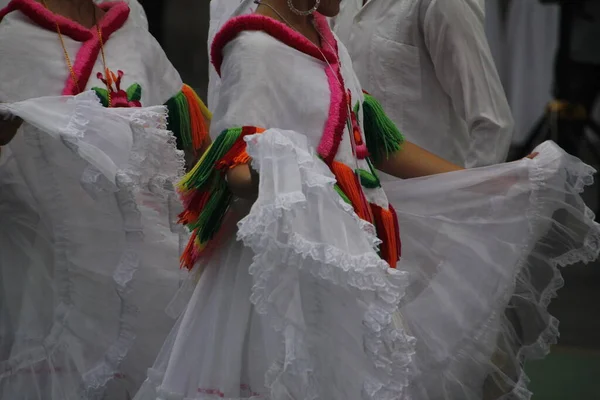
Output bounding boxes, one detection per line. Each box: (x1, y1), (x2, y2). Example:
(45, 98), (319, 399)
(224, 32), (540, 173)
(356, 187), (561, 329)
(422, 0), (514, 167)
(209, 32), (298, 136)
(208, 0), (257, 110)
(120, 0), (149, 30)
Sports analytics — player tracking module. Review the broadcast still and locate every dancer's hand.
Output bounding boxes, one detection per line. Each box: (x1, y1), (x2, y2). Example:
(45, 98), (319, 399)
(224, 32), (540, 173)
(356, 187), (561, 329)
(525, 152), (539, 160)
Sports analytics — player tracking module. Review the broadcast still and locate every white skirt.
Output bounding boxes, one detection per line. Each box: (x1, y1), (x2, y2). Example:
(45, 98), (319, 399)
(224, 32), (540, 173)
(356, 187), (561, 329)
(135, 129), (599, 400)
(0, 93), (186, 399)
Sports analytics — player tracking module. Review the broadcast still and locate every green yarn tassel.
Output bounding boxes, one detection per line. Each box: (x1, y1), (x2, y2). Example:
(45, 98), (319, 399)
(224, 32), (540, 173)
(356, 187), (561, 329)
(197, 178), (232, 243)
(180, 127), (243, 192)
(178, 127), (246, 243)
(166, 91), (192, 151)
(362, 93), (404, 165)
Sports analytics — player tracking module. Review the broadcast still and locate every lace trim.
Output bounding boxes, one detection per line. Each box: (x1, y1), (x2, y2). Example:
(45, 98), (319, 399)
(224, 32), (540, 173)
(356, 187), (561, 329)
(243, 133), (379, 246)
(237, 130), (416, 400)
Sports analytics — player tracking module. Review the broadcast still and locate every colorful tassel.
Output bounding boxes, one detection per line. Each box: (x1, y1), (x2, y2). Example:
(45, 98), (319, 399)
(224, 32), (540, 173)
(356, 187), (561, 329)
(197, 92), (213, 122)
(177, 126), (263, 270)
(182, 85), (210, 153)
(389, 204), (402, 259)
(371, 203), (401, 268)
(330, 161), (373, 223)
(362, 92), (404, 165)
(166, 91), (189, 151)
(330, 161), (401, 267)
(178, 128), (242, 192)
(166, 85), (211, 155)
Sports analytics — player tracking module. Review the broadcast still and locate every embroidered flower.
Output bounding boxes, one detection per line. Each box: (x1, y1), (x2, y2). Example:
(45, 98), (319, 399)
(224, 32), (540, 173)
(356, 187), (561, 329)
(347, 90), (369, 159)
(93, 69), (142, 108)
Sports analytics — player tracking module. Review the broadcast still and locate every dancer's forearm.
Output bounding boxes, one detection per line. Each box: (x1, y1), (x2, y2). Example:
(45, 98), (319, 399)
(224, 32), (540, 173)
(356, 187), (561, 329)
(377, 141), (464, 179)
(226, 164), (259, 199)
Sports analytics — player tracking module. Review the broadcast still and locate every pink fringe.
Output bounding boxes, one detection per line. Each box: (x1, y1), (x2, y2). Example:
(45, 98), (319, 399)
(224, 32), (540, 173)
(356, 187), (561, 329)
(319, 66), (347, 164)
(211, 13), (337, 76)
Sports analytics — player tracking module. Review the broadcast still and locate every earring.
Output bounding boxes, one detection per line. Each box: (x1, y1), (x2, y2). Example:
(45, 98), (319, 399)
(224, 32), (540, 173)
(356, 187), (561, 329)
(287, 0), (320, 16)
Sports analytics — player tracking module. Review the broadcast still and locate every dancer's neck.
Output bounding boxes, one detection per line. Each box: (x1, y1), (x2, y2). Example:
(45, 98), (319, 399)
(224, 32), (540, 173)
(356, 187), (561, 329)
(36, 0), (104, 28)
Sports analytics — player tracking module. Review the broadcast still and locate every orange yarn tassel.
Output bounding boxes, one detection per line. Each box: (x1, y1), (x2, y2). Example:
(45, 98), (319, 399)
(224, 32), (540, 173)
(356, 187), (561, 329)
(371, 204), (400, 268)
(180, 230), (200, 270)
(331, 161), (373, 223)
(182, 85), (210, 154)
(216, 127), (265, 170)
(389, 204), (402, 259)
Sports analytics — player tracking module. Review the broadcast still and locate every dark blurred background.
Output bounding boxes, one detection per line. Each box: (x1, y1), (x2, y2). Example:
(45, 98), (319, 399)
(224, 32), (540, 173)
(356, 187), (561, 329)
(139, 0), (210, 99)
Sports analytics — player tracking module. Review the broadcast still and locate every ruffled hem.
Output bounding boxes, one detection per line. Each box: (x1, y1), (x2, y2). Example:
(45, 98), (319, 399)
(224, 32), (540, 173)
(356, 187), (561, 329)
(507, 141), (599, 362)
(237, 129), (416, 400)
(497, 141), (600, 399)
(389, 140), (600, 400)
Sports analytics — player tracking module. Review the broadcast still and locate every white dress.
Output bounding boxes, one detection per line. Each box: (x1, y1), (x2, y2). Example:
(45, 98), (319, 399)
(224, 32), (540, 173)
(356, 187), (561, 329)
(135, 9), (600, 400)
(0, 1), (209, 398)
(0, 94), (185, 399)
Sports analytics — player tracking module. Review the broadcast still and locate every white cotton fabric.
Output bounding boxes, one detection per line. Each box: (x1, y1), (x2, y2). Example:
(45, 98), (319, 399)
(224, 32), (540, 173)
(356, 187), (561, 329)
(0, 93), (186, 399)
(135, 21), (600, 400)
(334, 0), (513, 167)
(0, 2), (182, 104)
(92, 0), (149, 30)
(207, 0), (255, 110)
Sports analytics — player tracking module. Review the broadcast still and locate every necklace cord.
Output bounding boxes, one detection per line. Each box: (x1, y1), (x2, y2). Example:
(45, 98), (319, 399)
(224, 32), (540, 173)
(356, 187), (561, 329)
(40, 0), (112, 107)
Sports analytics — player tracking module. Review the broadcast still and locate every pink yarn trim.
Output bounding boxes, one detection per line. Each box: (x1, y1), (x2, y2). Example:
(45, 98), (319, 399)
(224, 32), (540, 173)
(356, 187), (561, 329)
(320, 66), (348, 164)
(0, 2), (15, 21)
(313, 13), (347, 164)
(1, 0), (130, 95)
(211, 13), (337, 76)
(210, 12), (349, 164)
(64, 2), (130, 95)
(312, 12), (336, 53)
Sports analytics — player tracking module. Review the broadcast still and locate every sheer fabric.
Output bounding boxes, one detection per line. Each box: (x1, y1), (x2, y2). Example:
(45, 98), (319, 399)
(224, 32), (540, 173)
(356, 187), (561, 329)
(0, 93), (185, 399)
